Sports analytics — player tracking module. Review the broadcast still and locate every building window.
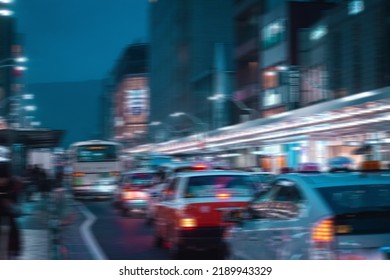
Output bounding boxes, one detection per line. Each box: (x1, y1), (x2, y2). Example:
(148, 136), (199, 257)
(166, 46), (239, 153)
(348, 0), (364, 15)
(301, 65), (328, 105)
(261, 18), (286, 50)
(125, 89), (148, 116)
(310, 25), (328, 41)
(262, 71), (278, 89)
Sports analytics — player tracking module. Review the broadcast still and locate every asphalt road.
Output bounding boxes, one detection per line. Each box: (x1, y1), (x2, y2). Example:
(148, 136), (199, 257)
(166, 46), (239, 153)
(82, 200), (222, 260)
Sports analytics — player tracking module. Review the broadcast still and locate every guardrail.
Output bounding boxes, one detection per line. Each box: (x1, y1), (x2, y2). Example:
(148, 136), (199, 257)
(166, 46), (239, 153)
(48, 180), (67, 259)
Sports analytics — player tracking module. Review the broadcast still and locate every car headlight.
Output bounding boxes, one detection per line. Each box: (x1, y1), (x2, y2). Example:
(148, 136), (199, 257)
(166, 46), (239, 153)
(99, 184), (115, 191)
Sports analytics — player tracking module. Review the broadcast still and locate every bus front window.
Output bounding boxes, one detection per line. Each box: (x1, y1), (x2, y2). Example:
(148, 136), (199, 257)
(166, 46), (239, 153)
(77, 145), (117, 162)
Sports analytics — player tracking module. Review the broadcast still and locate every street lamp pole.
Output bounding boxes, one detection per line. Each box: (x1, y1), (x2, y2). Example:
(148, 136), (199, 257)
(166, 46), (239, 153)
(169, 112), (208, 134)
(169, 112), (208, 153)
(209, 94), (260, 123)
(149, 121), (169, 143)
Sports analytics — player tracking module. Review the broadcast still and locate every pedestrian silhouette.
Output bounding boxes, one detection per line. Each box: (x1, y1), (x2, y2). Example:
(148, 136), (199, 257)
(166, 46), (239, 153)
(0, 161), (22, 259)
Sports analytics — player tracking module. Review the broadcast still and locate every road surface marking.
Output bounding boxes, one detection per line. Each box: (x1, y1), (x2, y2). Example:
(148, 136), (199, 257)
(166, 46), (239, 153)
(78, 204), (107, 260)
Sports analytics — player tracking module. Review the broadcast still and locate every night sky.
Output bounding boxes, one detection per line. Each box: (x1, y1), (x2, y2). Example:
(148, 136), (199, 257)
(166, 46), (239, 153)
(15, 0), (149, 83)
(12, 0), (148, 147)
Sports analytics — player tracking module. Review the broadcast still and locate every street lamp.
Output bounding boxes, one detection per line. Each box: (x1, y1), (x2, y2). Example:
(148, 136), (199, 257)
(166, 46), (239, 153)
(170, 112), (208, 153)
(0, 9), (13, 16)
(0, 56), (28, 75)
(208, 94), (260, 122)
(169, 112), (208, 133)
(0, 57), (28, 64)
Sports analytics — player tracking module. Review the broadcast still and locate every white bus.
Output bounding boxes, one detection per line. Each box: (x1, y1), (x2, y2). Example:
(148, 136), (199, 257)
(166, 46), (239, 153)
(68, 140), (123, 198)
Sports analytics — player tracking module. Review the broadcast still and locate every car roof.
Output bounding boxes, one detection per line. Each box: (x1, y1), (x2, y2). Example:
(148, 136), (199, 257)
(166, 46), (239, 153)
(251, 172), (275, 175)
(174, 170), (252, 177)
(122, 169), (156, 175)
(277, 171), (390, 188)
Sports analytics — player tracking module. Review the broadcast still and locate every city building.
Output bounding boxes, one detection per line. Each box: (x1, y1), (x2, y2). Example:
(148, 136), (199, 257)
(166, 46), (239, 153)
(296, 0), (390, 163)
(128, 0), (390, 170)
(104, 43), (149, 147)
(0, 0), (18, 121)
(232, 0), (263, 124)
(149, 0), (234, 133)
(258, 0), (338, 118)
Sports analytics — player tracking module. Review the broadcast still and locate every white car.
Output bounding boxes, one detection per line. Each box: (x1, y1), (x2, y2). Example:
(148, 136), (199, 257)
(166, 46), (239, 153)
(113, 170), (157, 216)
(224, 170), (390, 260)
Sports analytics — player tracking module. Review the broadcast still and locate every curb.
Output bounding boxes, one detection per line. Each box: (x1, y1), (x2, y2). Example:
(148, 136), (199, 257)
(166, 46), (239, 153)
(48, 187), (68, 260)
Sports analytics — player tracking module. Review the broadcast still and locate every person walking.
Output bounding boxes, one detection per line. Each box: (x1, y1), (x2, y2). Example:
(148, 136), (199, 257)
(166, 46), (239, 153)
(0, 161), (22, 259)
(37, 166), (49, 200)
(22, 165), (34, 202)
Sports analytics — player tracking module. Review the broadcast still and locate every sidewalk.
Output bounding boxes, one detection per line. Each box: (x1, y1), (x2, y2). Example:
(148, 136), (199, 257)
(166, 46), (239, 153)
(14, 188), (94, 260)
(17, 194), (50, 260)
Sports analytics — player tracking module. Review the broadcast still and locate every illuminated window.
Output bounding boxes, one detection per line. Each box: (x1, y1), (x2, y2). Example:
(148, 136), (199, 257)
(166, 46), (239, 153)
(310, 25), (328, 41)
(262, 71), (278, 89)
(348, 0), (364, 15)
(262, 18), (286, 50)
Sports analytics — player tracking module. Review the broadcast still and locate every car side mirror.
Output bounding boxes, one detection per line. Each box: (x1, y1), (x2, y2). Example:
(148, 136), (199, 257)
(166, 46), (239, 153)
(150, 191), (160, 198)
(222, 210), (243, 224)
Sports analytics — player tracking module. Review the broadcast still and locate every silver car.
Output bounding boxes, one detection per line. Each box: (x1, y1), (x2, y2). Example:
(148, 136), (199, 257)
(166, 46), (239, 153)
(224, 170), (390, 260)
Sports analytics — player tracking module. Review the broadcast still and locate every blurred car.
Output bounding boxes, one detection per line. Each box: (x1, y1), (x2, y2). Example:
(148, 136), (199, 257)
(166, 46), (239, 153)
(224, 167), (390, 260)
(250, 172), (276, 192)
(153, 170), (258, 259)
(297, 162), (321, 173)
(90, 177), (118, 199)
(113, 169), (157, 216)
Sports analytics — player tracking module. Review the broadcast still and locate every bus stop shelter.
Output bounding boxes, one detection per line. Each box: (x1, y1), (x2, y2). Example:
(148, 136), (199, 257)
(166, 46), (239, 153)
(0, 128), (65, 174)
(0, 128), (64, 148)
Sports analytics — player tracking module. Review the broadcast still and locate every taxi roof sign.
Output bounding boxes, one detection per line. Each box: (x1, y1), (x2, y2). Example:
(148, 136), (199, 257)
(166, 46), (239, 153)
(359, 160), (381, 171)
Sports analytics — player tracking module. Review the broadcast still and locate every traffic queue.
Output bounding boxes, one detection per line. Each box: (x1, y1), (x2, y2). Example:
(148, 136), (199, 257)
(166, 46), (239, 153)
(110, 158), (390, 260)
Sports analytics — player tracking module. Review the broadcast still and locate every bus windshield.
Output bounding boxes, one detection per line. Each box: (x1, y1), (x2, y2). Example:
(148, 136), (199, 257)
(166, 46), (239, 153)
(76, 145), (118, 162)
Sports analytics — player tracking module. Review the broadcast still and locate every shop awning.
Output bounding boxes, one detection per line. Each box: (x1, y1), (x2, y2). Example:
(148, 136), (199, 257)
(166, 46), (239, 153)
(0, 128), (65, 149)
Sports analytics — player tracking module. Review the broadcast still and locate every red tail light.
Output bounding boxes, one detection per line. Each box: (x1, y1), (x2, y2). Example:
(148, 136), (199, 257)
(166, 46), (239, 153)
(73, 172), (85, 177)
(310, 218), (335, 259)
(312, 218), (334, 242)
(192, 164), (208, 171)
(178, 217), (197, 228)
(216, 192), (231, 200)
(122, 191), (148, 200)
(111, 171), (120, 176)
(176, 207), (197, 229)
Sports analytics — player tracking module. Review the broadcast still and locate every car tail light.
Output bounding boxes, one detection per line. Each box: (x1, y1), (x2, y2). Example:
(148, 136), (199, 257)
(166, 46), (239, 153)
(310, 218), (335, 259)
(122, 191), (148, 200)
(73, 172), (85, 177)
(192, 164), (208, 171)
(216, 192), (231, 200)
(111, 171), (120, 176)
(176, 206), (197, 229)
(178, 217), (197, 229)
(312, 219), (334, 242)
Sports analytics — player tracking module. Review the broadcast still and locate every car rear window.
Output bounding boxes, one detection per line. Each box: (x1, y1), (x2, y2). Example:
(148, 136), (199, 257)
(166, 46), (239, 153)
(316, 184), (390, 214)
(184, 175), (256, 198)
(252, 174), (275, 183)
(125, 173), (155, 185)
